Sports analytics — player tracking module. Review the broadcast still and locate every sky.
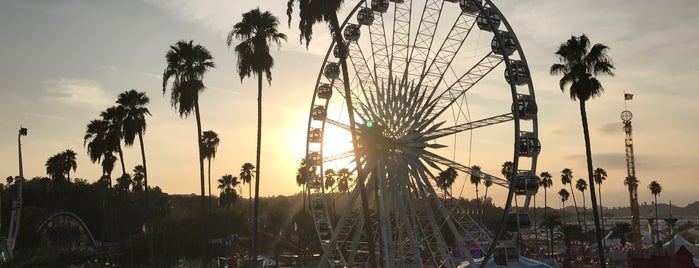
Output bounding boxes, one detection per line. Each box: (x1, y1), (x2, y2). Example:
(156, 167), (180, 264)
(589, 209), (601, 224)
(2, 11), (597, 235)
(1, 0), (698, 209)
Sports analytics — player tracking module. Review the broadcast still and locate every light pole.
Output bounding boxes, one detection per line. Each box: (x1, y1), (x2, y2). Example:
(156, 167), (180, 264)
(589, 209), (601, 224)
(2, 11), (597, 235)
(6, 127), (27, 257)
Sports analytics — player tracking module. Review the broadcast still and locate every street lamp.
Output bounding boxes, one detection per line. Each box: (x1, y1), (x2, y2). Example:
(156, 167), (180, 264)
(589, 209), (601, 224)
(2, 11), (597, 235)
(6, 127), (27, 257)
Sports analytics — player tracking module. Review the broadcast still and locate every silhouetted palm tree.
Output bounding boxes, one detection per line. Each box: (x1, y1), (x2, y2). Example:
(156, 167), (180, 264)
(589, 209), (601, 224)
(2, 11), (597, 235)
(228, 9), (286, 258)
(648, 180), (662, 244)
(483, 178), (493, 204)
(558, 188), (570, 224)
(240, 163), (255, 226)
(436, 167), (457, 199)
(117, 89), (151, 199)
(610, 222), (632, 246)
(337, 168), (352, 195)
(576, 178), (588, 230)
(100, 106), (128, 176)
(218, 174), (241, 210)
(593, 167), (607, 231)
(201, 130), (220, 208)
(470, 165), (482, 221)
(132, 165), (145, 192)
(560, 168), (580, 226)
(162, 40), (215, 210)
(45, 149), (77, 183)
(501, 161), (515, 181)
(539, 171), (553, 252)
(551, 34), (615, 264)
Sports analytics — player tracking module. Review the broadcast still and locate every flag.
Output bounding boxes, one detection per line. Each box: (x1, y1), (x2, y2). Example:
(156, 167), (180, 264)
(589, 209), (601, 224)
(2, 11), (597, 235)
(624, 93), (634, 100)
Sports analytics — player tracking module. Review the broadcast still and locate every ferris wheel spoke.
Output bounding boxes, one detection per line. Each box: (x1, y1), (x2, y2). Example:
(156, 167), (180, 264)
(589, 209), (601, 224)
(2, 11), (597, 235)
(404, 0), (445, 84)
(347, 40), (384, 120)
(421, 151), (509, 188)
(422, 113), (514, 141)
(390, 0), (412, 81)
(420, 13), (478, 92)
(420, 53), (504, 128)
(365, 6), (391, 83)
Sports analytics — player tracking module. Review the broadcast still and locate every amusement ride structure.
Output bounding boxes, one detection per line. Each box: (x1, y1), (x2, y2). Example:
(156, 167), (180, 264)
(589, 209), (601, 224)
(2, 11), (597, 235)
(303, 0), (539, 266)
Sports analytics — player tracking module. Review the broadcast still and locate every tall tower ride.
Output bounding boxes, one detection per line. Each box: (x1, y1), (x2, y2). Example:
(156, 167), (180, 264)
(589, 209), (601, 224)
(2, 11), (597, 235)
(621, 102), (642, 251)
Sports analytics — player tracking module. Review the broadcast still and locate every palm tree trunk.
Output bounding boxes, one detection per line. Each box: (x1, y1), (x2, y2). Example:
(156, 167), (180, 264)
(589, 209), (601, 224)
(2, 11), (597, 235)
(654, 195), (659, 245)
(194, 100), (208, 265)
(579, 100), (605, 267)
(137, 131), (153, 263)
(544, 188), (550, 256)
(208, 158), (212, 212)
(117, 144), (127, 175)
(582, 192), (587, 231)
(252, 71), (263, 263)
(569, 183), (581, 226)
(598, 182), (604, 237)
(329, 12), (377, 267)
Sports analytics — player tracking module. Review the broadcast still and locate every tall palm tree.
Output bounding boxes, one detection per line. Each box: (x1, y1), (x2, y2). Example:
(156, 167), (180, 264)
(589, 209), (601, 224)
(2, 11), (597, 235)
(470, 165), (483, 221)
(240, 163), (255, 228)
(648, 180), (662, 245)
(501, 161), (515, 181)
(593, 167), (607, 232)
(610, 222), (632, 246)
(84, 118), (121, 187)
(551, 34), (615, 264)
(162, 39), (215, 211)
(483, 178), (493, 204)
(100, 106), (128, 176)
(624, 175), (641, 249)
(228, 9), (286, 259)
(539, 171), (553, 253)
(558, 188), (570, 224)
(575, 178), (588, 230)
(116, 90), (151, 201)
(560, 168), (581, 226)
(201, 130), (220, 209)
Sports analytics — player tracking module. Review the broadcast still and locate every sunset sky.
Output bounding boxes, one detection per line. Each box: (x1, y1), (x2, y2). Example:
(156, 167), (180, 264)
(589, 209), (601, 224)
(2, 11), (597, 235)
(1, 0), (697, 209)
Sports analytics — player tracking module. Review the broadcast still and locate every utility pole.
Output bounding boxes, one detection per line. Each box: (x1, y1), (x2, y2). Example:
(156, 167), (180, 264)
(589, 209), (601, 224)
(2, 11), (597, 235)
(7, 127), (28, 257)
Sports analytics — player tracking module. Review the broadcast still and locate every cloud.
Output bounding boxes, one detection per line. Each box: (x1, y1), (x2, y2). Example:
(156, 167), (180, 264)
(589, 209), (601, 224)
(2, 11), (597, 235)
(598, 122), (620, 136)
(43, 78), (112, 109)
(23, 112), (64, 120)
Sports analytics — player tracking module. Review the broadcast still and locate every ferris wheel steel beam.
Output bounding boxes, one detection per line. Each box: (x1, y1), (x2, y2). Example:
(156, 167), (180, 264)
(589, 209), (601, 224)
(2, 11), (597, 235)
(421, 151), (509, 188)
(420, 13), (477, 91)
(347, 41), (382, 117)
(330, 75), (371, 121)
(423, 113), (513, 140)
(421, 53), (503, 129)
(404, 0), (444, 84)
(367, 9), (391, 82)
(391, 171), (425, 266)
(390, 0), (412, 82)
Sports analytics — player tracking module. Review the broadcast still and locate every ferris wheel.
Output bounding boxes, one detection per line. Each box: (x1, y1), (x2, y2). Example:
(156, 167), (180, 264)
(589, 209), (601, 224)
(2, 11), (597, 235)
(303, 0), (539, 267)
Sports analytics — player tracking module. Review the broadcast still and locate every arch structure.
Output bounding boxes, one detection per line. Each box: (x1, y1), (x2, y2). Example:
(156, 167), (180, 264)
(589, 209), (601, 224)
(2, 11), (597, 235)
(35, 211), (97, 250)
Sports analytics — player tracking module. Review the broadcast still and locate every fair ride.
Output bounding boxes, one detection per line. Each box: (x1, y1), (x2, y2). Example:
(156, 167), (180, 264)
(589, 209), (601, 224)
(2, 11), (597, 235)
(303, 0), (540, 267)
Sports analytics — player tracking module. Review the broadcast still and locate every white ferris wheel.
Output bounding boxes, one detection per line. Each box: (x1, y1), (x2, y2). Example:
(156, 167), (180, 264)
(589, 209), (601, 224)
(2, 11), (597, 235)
(303, 0), (540, 267)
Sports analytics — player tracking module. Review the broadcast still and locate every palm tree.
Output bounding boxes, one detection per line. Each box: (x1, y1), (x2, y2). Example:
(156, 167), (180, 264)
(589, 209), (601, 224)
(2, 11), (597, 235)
(132, 165), (145, 192)
(610, 222), (632, 246)
(483, 178), (493, 205)
(575, 178), (588, 230)
(560, 168), (581, 226)
(624, 175), (641, 249)
(436, 167), (457, 199)
(287, 2), (377, 264)
(558, 188), (570, 224)
(162, 39), (215, 211)
(218, 174), (241, 210)
(201, 130), (220, 209)
(116, 90), (151, 200)
(648, 180), (662, 245)
(551, 34), (615, 264)
(100, 106), (128, 176)
(539, 171), (553, 253)
(470, 165), (483, 221)
(337, 168), (352, 195)
(593, 167), (607, 233)
(45, 149), (77, 183)
(228, 9), (287, 259)
(84, 118), (119, 187)
(240, 163), (255, 227)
